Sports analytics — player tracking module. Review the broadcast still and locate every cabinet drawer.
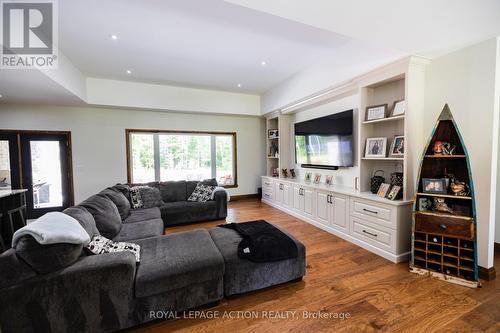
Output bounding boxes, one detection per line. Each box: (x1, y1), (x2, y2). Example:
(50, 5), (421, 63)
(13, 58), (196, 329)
(352, 217), (395, 253)
(351, 198), (395, 229)
(415, 212), (473, 239)
(262, 190), (273, 201)
(262, 179), (273, 190)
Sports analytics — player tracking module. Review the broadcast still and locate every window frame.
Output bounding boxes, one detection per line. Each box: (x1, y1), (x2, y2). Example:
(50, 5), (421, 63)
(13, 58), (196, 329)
(125, 129), (238, 188)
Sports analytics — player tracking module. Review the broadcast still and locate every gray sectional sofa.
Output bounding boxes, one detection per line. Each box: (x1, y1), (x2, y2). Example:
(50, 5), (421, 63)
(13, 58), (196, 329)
(0, 181), (305, 333)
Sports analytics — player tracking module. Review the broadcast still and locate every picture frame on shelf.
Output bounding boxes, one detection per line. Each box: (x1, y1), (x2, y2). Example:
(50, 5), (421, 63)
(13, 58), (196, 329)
(422, 178), (447, 194)
(418, 198), (432, 211)
(313, 173), (321, 184)
(268, 129), (278, 139)
(387, 185), (401, 200)
(364, 137), (387, 158)
(304, 172), (312, 182)
(390, 100), (406, 117)
(390, 135), (404, 156)
(377, 183), (391, 198)
(365, 104), (388, 121)
(325, 175), (333, 186)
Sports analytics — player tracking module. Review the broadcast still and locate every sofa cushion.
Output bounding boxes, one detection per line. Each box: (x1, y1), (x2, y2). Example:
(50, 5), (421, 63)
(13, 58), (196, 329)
(160, 201), (218, 226)
(63, 206), (99, 238)
(113, 218), (164, 242)
(134, 229), (224, 298)
(86, 234), (141, 262)
(0, 249), (37, 288)
(135, 186), (163, 208)
(80, 195), (122, 239)
(208, 225), (306, 296)
(158, 181), (186, 202)
(99, 188), (131, 220)
(123, 207), (161, 224)
(15, 235), (83, 274)
(186, 178), (218, 198)
(187, 183), (216, 202)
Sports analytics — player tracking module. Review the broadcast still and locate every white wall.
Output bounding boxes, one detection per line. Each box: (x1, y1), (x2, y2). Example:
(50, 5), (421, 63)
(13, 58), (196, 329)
(425, 38), (499, 268)
(291, 92), (360, 188)
(0, 105), (266, 202)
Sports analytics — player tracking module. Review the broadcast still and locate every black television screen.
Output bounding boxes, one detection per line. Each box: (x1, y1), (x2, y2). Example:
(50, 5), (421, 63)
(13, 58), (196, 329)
(295, 110), (354, 168)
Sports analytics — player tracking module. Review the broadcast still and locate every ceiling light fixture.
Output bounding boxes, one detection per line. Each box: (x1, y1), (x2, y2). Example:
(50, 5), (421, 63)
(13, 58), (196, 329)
(126, 70), (132, 74)
(261, 61), (267, 66)
(111, 35), (118, 40)
(0, 94), (3, 98)
(237, 83), (242, 88)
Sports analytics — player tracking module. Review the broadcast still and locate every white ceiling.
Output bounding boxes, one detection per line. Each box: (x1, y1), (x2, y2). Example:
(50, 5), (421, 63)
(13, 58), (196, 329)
(58, 0), (374, 94)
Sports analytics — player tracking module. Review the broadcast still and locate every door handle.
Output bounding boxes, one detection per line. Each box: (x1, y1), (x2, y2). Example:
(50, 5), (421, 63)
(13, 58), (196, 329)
(363, 208), (378, 214)
(362, 230), (378, 237)
(439, 224), (447, 230)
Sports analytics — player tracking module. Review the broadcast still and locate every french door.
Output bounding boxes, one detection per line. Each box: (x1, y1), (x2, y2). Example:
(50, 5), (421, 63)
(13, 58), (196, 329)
(0, 131), (74, 219)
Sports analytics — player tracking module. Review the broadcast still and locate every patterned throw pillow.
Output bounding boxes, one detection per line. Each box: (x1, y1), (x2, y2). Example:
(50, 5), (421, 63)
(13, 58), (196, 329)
(129, 186), (146, 209)
(187, 183), (216, 202)
(85, 235), (141, 262)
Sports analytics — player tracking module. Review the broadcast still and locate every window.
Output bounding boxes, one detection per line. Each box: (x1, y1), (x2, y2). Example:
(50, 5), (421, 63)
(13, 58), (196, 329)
(127, 130), (237, 187)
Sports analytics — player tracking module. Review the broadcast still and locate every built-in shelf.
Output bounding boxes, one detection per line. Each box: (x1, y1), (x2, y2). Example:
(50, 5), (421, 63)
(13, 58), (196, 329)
(362, 157), (404, 161)
(267, 156), (279, 159)
(424, 155), (466, 158)
(268, 137), (279, 140)
(416, 192), (472, 200)
(415, 211), (472, 221)
(362, 115), (405, 125)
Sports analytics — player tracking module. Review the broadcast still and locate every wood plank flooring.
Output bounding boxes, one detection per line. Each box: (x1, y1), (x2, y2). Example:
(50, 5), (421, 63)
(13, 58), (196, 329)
(130, 199), (500, 333)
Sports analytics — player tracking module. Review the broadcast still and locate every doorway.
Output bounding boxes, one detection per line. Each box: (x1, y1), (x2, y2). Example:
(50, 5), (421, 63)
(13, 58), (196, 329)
(0, 130), (74, 219)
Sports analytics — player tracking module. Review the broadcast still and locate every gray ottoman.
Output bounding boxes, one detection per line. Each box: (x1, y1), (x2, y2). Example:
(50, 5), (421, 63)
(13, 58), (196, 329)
(208, 224), (306, 297)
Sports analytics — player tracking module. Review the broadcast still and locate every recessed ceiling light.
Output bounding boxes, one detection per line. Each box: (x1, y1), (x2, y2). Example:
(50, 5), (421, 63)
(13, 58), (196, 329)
(237, 83), (242, 88)
(126, 70), (132, 74)
(111, 35), (118, 40)
(0, 94), (3, 98)
(261, 61), (267, 66)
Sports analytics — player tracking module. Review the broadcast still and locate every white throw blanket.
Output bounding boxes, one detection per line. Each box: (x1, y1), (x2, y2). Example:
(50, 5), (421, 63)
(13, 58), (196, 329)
(12, 212), (90, 247)
(212, 186), (230, 202)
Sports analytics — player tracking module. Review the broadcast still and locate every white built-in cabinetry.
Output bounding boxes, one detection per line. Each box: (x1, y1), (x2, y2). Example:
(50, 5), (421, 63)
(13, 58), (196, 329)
(262, 176), (412, 263)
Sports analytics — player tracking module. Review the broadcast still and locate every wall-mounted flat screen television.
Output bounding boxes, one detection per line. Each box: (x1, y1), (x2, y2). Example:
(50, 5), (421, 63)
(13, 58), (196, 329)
(295, 110), (354, 169)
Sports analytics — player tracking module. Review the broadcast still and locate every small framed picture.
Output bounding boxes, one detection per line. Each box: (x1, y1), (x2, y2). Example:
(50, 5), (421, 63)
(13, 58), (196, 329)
(313, 173), (321, 184)
(325, 175), (333, 186)
(268, 129), (278, 139)
(365, 137), (387, 158)
(377, 183), (391, 198)
(365, 104), (388, 121)
(391, 100), (406, 117)
(390, 135), (404, 156)
(304, 172), (312, 182)
(387, 185), (401, 200)
(418, 198), (432, 211)
(422, 178), (447, 194)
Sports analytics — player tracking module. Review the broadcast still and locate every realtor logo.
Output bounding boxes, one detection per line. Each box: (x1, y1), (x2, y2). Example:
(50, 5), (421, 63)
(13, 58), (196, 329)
(1, 0), (58, 68)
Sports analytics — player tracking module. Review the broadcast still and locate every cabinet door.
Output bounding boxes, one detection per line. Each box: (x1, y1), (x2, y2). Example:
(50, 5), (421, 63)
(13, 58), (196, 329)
(331, 195), (348, 232)
(275, 182), (283, 203)
(282, 183), (292, 207)
(293, 186), (302, 211)
(315, 191), (330, 225)
(303, 188), (314, 217)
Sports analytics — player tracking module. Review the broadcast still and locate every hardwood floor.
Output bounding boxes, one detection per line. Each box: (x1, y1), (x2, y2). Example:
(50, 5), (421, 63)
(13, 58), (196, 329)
(130, 199), (500, 333)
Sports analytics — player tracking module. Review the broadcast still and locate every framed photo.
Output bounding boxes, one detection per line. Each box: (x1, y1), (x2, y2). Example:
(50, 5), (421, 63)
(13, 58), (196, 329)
(387, 185), (401, 200)
(422, 178), (447, 194)
(365, 137), (387, 158)
(268, 129), (278, 139)
(377, 183), (391, 198)
(313, 173), (321, 184)
(390, 135), (404, 156)
(365, 104), (388, 121)
(391, 100), (406, 117)
(325, 175), (333, 186)
(418, 198), (432, 211)
(304, 172), (312, 182)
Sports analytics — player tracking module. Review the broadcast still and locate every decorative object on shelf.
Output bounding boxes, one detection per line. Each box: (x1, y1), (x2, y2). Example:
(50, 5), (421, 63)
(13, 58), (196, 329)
(365, 104), (388, 121)
(271, 168), (279, 177)
(390, 135), (404, 156)
(364, 137), (387, 158)
(450, 179), (470, 196)
(387, 185), (401, 200)
(289, 169), (296, 179)
(377, 183), (391, 198)
(269, 141), (278, 158)
(389, 165), (404, 200)
(422, 178), (447, 194)
(390, 100), (406, 117)
(313, 173), (321, 184)
(268, 129), (278, 139)
(325, 175), (333, 186)
(281, 169), (288, 178)
(370, 170), (385, 194)
(418, 198), (432, 211)
(411, 104), (479, 288)
(304, 172), (312, 182)
(432, 197), (453, 214)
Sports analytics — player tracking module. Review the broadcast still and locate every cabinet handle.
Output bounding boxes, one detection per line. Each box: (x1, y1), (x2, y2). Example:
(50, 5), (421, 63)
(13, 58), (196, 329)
(362, 230), (378, 237)
(363, 208), (378, 214)
(327, 195), (331, 204)
(439, 224), (447, 230)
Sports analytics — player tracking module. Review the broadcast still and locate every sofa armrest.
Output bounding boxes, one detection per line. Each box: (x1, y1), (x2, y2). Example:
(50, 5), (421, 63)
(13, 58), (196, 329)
(0, 252), (136, 333)
(213, 190), (228, 219)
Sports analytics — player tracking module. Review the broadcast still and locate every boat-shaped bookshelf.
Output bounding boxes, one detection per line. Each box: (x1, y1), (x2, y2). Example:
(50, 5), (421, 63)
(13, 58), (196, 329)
(410, 105), (479, 288)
